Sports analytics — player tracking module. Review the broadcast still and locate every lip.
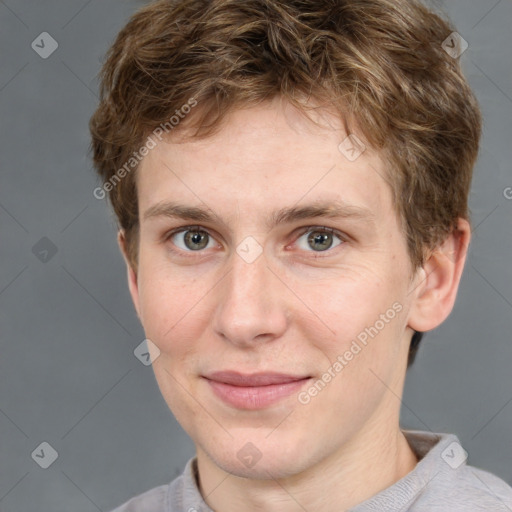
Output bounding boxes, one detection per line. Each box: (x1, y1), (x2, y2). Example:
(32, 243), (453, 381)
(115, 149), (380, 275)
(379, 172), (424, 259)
(205, 371), (310, 386)
(203, 371), (311, 410)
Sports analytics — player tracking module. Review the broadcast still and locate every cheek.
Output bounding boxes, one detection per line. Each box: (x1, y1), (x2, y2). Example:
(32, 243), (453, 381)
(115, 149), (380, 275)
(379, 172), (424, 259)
(296, 265), (407, 369)
(136, 262), (212, 354)
(297, 281), (407, 424)
(295, 264), (390, 329)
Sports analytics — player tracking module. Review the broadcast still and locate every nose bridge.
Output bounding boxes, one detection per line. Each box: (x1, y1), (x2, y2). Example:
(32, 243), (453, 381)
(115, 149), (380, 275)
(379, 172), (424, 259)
(230, 252), (267, 303)
(212, 248), (287, 346)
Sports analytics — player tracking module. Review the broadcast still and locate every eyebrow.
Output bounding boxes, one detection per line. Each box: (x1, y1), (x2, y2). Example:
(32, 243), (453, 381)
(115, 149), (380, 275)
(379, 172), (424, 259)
(142, 199), (376, 230)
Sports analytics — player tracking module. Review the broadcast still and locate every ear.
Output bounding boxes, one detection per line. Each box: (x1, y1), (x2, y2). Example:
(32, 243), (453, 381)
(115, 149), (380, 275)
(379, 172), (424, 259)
(407, 218), (471, 333)
(117, 230), (142, 320)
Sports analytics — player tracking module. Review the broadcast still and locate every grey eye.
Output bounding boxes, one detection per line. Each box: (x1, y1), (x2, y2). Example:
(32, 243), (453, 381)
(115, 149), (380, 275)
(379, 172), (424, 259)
(172, 229), (214, 251)
(297, 229), (343, 252)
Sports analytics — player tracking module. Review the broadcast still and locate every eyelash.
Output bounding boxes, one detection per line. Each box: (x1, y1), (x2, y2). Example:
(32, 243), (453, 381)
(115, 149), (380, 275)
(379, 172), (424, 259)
(162, 225), (347, 258)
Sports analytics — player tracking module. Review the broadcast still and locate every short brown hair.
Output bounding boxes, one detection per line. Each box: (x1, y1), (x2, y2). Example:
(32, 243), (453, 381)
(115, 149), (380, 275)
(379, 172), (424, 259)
(89, 0), (482, 365)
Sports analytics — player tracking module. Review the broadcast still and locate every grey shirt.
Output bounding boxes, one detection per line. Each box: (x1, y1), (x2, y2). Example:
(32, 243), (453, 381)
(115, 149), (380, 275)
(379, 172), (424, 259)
(110, 430), (512, 511)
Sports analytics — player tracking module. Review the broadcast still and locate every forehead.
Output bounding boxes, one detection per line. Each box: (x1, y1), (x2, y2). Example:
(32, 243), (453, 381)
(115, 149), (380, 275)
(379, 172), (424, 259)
(136, 101), (394, 227)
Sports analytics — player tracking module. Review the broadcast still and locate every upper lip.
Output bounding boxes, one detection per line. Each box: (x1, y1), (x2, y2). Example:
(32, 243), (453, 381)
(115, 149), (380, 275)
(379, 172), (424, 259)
(204, 371), (311, 387)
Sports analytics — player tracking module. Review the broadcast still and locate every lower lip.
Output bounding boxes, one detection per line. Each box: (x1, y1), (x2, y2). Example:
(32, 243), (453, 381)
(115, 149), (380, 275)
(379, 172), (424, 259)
(205, 378), (311, 410)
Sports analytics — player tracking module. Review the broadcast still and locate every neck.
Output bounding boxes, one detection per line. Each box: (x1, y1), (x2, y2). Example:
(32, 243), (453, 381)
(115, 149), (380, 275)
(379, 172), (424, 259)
(195, 421), (418, 512)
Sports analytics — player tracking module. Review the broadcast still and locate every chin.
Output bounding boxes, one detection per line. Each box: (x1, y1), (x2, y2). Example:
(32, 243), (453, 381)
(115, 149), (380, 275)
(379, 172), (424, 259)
(200, 432), (318, 481)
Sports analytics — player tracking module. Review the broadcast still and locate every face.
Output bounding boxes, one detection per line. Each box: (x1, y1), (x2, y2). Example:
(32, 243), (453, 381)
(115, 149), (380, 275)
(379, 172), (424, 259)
(126, 98), (420, 479)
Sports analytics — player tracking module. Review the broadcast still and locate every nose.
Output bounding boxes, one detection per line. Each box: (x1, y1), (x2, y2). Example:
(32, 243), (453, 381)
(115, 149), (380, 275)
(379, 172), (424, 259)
(212, 248), (289, 348)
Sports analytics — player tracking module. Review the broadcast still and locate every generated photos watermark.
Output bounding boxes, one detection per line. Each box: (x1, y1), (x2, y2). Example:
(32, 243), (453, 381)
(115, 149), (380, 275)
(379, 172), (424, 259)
(93, 97), (198, 200)
(298, 301), (403, 404)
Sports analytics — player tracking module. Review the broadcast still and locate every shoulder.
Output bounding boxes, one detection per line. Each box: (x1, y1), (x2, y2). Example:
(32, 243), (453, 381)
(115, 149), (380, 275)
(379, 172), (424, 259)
(109, 484), (168, 512)
(422, 464), (512, 511)
(404, 430), (512, 511)
(353, 430), (512, 512)
(107, 457), (202, 512)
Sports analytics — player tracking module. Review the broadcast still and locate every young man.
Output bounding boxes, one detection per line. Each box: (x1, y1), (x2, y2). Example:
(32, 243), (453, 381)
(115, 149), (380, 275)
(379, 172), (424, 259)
(89, 0), (512, 510)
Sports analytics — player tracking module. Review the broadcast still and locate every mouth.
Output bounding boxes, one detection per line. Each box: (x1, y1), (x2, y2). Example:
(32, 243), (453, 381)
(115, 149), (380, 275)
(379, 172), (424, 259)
(202, 371), (312, 410)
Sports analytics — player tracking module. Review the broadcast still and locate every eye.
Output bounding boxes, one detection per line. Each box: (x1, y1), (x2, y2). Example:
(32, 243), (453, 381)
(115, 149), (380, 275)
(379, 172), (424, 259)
(167, 226), (217, 252)
(295, 226), (345, 253)
(164, 225), (346, 256)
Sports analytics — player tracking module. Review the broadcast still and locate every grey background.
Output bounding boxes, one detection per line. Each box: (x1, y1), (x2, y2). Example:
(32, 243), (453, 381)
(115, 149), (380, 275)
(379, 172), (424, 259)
(0, 0), (511, 511)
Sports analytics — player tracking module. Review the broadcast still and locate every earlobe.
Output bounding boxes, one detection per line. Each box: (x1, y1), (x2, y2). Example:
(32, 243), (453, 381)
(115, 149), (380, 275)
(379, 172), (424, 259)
(407, 218), (471, 333)
(117, 230), (142, 321)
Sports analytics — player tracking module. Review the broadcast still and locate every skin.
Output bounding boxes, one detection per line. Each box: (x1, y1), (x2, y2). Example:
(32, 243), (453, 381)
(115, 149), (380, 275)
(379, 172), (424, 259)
(118, 97), (470, 512)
